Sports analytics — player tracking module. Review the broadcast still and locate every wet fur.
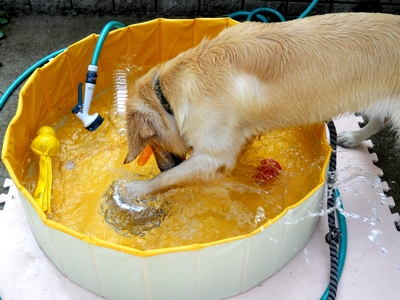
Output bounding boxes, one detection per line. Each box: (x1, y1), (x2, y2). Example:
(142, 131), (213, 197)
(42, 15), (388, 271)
(124, 13), (400, 195)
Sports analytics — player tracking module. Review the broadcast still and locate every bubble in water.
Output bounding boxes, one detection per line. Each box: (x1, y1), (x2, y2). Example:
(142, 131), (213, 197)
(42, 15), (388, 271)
(118, 128), (127, 137)
(65, 160), (75, 170)
(254, 206), (266, 224)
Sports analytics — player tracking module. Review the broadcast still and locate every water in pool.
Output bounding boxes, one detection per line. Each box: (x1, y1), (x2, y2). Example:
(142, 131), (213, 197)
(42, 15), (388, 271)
(23, 68), (329, 251)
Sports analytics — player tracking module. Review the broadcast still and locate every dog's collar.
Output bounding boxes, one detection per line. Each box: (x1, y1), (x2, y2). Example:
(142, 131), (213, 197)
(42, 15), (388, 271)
(154, 77), (174, 115)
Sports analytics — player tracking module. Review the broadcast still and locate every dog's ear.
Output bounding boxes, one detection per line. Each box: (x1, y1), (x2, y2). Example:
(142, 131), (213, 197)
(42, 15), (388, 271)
(140, 119), (156, 140)
(124, 113), (157, 164)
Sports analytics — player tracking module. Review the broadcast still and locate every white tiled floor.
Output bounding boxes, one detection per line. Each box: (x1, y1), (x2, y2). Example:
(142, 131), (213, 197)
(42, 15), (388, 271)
(1, 115), (399, 299)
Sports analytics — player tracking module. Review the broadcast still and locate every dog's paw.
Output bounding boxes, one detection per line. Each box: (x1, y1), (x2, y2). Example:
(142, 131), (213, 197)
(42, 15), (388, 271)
(125, 180), (153, 196)
(337, 131), (362, 148)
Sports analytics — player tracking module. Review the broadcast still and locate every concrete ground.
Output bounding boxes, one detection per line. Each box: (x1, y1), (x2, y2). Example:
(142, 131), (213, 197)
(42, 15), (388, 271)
(0, 12), (399, 224)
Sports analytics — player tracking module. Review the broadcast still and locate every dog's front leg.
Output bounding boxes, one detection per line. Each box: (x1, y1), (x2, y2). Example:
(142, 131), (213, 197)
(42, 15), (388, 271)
(125, 153), (230, 195)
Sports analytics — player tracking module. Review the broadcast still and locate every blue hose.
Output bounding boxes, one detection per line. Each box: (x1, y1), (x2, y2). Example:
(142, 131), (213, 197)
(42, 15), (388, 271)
(0, 48), (66, 109)
(321, 188), (347, 300)
(298, 0), (320, 19)
(248, 8), (286, 22)
(229, 8), (286, 23)
(91, 21), (126, 66)
(229, 0), (320, 22)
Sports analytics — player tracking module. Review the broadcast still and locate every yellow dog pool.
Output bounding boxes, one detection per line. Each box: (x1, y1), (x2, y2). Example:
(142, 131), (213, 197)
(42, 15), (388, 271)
(2, 18), (331, 299)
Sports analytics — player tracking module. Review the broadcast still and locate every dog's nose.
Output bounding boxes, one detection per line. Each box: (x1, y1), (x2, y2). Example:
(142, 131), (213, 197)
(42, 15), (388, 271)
(154, 151), (184, 172)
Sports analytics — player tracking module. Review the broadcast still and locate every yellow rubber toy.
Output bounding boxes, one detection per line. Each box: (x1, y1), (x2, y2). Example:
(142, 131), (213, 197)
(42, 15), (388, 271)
(30, 126), (60, 213)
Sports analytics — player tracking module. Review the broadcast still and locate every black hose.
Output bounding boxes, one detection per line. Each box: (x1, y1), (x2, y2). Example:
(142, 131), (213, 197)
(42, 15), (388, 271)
(324, 120), (341, 299)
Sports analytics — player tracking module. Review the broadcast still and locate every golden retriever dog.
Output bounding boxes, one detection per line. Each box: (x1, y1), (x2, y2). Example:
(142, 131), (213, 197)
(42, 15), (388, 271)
(124, 13), (400, 195)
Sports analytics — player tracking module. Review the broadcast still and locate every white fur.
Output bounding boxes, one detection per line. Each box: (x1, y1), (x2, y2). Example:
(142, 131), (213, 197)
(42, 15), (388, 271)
(124, 13), (400, 195)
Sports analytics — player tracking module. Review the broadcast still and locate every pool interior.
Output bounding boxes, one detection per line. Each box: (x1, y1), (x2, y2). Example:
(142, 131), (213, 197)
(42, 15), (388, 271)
(21, 67), (330, 251)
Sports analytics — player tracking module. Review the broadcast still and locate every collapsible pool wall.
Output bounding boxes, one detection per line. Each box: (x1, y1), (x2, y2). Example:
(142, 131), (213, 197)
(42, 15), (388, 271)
(1, 0), (400, 17)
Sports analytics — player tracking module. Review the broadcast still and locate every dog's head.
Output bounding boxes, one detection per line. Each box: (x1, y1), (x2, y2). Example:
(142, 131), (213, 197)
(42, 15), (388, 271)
(124, 68), (188, 171)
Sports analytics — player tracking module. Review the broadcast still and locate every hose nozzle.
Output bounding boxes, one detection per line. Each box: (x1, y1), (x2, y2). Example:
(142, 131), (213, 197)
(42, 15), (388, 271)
(71, 65), (104, 131)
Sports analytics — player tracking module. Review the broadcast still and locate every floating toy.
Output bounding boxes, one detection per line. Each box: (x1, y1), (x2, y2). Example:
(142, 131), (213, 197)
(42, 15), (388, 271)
(136, 144), (153, 166)
(30, 126), (60, 213)
(253, 158), (282, 184)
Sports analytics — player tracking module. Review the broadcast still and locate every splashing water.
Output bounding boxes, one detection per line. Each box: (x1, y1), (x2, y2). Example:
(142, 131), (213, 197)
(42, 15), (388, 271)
(368, 228), (382, 243)
(254, 206), (266, 225)
(21, 64), (330, 250)
(304, 248), (309, 263)
(102, 180), (169, 236)
(246, 160), (388, 228)
(334, 165), (382, 189)
(335, 206), (360, 220)
(342, 186), (360, 195)
(325, 165), (390, 223)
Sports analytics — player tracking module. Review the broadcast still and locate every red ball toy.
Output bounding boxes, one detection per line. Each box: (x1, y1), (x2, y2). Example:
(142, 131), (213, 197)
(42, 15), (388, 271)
(253, 158), (282, 184)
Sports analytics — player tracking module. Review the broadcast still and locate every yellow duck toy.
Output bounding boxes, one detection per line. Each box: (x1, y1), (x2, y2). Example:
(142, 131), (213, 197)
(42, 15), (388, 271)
(30, 126), (60, 214)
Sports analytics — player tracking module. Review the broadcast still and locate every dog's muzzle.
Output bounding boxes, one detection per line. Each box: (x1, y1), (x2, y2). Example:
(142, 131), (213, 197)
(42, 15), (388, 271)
(153, 151), (184, 172)
(147, 141), (184, 172)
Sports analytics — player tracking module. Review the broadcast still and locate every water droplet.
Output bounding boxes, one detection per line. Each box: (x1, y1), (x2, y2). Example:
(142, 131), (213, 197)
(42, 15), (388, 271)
(303, 248), (309, 263)
(368, 228), (382, 243)
(269, 237), (278, 243)
(342, 186), (359, 195)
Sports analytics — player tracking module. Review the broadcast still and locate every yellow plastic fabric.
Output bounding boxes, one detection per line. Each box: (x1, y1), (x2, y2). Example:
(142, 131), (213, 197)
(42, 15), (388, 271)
(30, 126), (60, 213)
(2, 18), (331, 257)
